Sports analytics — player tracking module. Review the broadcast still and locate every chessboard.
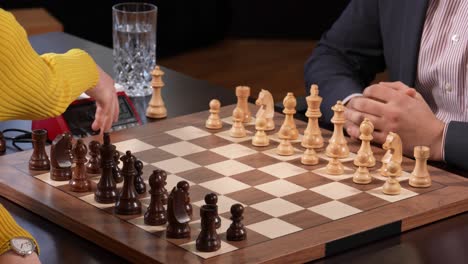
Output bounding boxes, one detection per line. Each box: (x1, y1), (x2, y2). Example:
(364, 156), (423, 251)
(1, 103), (468, 264)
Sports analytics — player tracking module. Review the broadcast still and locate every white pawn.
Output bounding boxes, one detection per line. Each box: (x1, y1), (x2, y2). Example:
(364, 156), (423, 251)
(326, 144), (344, 175)
(382, 161), (401, 195)
(276, 125), (294, 156)
(230, 107), (246, 138)
(354, 118), (376, 167)
(205, 99), (222, 129)
(353, 153), (372, 184)
(301, 130), (319, 165)
(252, 116), (269, 147)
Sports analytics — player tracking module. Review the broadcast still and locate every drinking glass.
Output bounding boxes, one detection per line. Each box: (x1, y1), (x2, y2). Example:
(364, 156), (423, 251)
(112, 3), (157, 97)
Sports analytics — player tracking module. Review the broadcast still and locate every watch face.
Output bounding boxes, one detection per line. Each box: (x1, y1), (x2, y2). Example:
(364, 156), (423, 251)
(10, 237), (35, 256)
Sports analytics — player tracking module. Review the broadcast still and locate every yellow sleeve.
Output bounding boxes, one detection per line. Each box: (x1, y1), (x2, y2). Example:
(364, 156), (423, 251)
(0, 204), (39, 255)
(0, 9), (99, 120)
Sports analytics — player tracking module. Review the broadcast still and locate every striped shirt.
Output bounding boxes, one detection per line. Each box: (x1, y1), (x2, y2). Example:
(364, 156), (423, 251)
(414, 0), (468, 160)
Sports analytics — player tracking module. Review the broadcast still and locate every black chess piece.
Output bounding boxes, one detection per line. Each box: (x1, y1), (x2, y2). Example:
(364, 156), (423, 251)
(205, 193), (221, 229)
(144, 170), (167, 225)
(177, 181), (192, 217)
(159, 169), (168, 205)
(86, 140), (102, 174)
(94, 133), (118, 203)
(166, 186), (191, 239)
(69, 139), (91, 192)
(29, 129), (50, 170)
(134, 159), (146, 194)
(112, 150), (124, 183)
(196, 204), (221, 252)
(50, 133), (72, 181)
(115, 151), (142, 215)
(226, 204), (246, 241)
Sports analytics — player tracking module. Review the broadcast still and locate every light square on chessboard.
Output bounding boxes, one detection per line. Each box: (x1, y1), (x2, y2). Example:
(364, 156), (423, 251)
(151, 157), (200, 174)
(199, 177), (250, 195)
(246, 218), (302, 239)
(214, 130), (253, 143)
(180, 241), (238, 259)
(255, 179), (306, 197)
(79, 193), (115, 209)
(279, 209), (331, 229)
(188, 135), (232, 149)
(224, 188), (276, 206)
(250, 198), (304, 217)
(230, 170), (277, 186)
(158, 141), (206, 157)
(309, 200), (362, 220)
(127, 216), (167, 233)
(133, 148), (176, 164)
(176, 167), (225, 184)
(366, 187), (418, 202)
(317, 151), (357, 162)
(194, 195), (245, 214)
(205, 159), (254, 177)
(312, 166), (355, 181)
(269, 132), (304, 144)
(310, 182), (362, 200)
(35, 172), (68, 187)
(183, 151), (228, 167)
(56, 182), (97, 198)
(258, 162), (307, 179)
(262, 147), (303, 162)
(371, 170), (411, 182)
(234, 153), (280, 169)
(284, 172), (334, 189)
(339, 177), (386, 192)
(165, 126), (211, 141)
(113, 139), (155, 154)
(282, 190), (333, 208)
(210, 143), (257, 159)
(238, 139), (279, 152)
(338, 192), (390, 211)
(221, 116), (256, 126)
(287, 157), (328, 171)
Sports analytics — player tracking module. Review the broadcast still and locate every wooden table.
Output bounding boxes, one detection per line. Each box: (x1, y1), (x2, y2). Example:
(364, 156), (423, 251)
(1, 32), (467, 264)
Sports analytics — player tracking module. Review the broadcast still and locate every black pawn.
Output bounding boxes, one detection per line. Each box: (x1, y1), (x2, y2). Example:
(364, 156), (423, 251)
(114, 151), (142, 215)
(196, 204), (221, 252)
(177, 181), (192, 217)
(159, 169), (168, 205)
(144, 170), (167, 225)
(134, 159), (146, 194)
(112, 150), (123, 183)
(205, 193), (221, 229)
(226, 204), (246, 241)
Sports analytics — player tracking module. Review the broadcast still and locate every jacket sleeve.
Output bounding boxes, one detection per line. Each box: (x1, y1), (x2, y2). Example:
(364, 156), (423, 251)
(0, 9), (99, 120)
(304, 0), (386, 124)
(0, 204), (39, 255)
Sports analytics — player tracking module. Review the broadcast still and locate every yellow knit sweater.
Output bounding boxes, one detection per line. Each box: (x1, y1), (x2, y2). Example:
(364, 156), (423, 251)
(0, 8), (100, 255)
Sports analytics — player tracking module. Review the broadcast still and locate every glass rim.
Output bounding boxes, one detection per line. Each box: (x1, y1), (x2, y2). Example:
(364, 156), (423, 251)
(112, 2), (157, 14)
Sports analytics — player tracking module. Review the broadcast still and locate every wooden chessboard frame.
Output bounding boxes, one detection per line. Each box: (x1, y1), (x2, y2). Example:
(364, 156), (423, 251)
(1, 104), (468, 264)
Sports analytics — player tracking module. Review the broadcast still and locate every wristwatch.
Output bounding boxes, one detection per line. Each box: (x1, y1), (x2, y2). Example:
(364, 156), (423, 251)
(9, 237), (36, 256)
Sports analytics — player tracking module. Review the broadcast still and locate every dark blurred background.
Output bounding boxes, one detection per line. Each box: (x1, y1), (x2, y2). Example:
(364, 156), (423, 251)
(1, 0), (351, 99)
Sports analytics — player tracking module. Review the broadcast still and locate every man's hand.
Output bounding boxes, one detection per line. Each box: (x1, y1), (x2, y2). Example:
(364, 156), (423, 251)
(344, 81), (444, 160)
(85, 65), (119, 134)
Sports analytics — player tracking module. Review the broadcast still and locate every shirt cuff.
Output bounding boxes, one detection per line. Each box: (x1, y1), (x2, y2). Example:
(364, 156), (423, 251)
(441, 121), (450, 162)
(342, 93), (363, 105)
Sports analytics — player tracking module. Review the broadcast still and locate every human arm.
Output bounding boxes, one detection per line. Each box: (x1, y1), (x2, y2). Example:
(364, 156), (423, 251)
(304, 0), (386, 123)
(0, 9), (118, 132)
(0, 205), (40, 264)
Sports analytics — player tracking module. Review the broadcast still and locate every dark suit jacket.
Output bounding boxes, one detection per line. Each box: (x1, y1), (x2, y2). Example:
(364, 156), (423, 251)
(304, 0), (468, 171)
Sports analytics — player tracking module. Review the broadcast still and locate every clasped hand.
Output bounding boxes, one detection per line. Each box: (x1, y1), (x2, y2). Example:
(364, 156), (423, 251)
(344, 81), (444, 160)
